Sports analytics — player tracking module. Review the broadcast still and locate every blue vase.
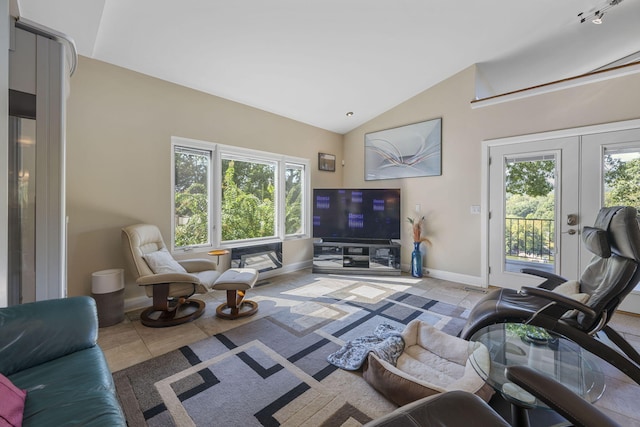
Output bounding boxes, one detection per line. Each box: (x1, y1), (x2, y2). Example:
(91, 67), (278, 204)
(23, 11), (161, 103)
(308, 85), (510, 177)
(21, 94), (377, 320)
(411, 242), (423, 277)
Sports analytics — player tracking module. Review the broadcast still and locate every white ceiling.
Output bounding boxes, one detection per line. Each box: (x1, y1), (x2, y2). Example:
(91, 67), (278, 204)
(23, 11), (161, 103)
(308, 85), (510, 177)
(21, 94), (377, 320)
(16, 0), (640, 134)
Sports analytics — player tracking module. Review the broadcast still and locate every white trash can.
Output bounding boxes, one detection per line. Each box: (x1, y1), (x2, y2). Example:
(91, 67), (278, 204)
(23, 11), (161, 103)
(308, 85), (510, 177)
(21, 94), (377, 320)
(91, 268), (125, 327)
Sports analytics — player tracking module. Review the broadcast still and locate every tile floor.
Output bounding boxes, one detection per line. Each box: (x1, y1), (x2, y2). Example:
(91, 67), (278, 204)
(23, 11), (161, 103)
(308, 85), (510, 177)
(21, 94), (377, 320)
(98, 269), (640, 425)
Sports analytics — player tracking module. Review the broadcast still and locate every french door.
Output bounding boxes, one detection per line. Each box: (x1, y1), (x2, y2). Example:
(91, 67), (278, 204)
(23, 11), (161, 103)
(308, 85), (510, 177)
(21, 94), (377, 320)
(582, 127), (640, 313)
(487, 123), (640, 314)
(488, 137), (580, 290)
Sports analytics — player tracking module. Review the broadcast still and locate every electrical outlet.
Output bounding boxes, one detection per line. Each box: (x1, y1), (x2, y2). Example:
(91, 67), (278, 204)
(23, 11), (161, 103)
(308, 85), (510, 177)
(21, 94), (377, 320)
(415, 204), (421, 213)
(470, 205), (481, 214)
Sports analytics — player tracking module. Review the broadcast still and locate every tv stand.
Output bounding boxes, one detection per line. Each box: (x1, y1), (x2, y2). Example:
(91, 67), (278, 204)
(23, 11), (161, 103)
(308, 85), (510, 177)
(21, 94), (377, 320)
(312, 241), (401, 275)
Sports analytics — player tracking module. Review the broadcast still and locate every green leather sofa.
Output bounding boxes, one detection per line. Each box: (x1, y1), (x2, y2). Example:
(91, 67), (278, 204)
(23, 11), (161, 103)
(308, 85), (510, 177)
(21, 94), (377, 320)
(0, 296), (126, 426)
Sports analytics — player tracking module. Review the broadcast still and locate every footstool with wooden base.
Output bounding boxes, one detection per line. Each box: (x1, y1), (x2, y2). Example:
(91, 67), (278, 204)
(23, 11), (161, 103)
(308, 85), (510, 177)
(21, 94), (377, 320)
(212, 268), (259, 319)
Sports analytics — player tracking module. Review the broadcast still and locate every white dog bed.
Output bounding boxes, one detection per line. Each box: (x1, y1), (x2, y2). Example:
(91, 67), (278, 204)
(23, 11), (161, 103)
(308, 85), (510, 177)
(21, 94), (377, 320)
(362, 319), (494, 406)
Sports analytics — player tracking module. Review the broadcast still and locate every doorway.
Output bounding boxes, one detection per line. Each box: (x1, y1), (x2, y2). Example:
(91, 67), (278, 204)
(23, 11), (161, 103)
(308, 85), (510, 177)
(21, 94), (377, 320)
(488, 137), (580, 290)
(5, 23), (70, 305)
(485, 119), (640, 313)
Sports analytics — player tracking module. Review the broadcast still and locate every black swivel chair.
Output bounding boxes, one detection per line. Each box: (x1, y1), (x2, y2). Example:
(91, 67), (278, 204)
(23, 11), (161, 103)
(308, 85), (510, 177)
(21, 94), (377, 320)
(460, 206), (640, 385)
(365, 365), (620, 427)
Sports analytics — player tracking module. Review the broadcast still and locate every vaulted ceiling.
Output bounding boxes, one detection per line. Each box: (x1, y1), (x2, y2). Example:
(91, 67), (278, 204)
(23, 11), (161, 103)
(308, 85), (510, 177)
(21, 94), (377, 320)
(16, 0), (640, 134)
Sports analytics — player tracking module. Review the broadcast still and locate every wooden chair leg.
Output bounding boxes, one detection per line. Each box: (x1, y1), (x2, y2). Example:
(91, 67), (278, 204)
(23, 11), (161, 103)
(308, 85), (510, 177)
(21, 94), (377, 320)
(226, 289), (248, 316)
(217, 289), (258, 319)
(141, 283), (205, 327)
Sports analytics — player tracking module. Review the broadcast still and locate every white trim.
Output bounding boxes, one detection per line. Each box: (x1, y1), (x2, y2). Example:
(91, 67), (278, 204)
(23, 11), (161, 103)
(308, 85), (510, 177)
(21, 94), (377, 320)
(416, 267), (486, 288)
(171, 136), (310, 252)
(0, 0), (9, 307)
(480, 139), (490, 290)
(472, 62), (640, 109)
(400, 264), (489, 288)
(123, 295), (149, 313)
(170, 138), (215, 252)
(485, 118), (640, 147)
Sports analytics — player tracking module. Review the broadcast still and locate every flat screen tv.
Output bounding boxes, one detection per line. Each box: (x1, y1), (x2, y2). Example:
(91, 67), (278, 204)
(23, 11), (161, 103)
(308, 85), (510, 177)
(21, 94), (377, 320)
(312, 188), (401, 242)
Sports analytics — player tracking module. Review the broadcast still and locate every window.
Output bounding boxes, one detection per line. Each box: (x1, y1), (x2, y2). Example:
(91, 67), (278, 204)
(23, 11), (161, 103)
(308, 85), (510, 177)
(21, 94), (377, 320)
(221, 155), (277, 242)
(172, 138), (309, 250)
(604, 147), (640, 210)
(173, 147), (211, 248)
(285, 163), (305, 236)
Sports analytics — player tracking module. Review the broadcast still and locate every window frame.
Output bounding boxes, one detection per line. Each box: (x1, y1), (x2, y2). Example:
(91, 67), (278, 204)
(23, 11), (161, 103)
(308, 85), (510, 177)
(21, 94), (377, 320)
(283, 161), (307, 238)
(171, 138), (215, 251)
(171, 136), (310, 253)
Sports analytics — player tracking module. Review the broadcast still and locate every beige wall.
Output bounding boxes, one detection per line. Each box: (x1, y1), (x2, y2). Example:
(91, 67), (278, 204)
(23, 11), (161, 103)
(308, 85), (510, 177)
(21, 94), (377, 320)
(67, 55), (640, 299)
(66, 56), (343, 299)
(343, 65), (640, 279)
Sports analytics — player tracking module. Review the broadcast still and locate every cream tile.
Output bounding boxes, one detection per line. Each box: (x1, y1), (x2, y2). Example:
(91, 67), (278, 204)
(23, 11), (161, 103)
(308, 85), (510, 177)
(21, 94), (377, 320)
(623, 332), (640, 354)
(132, 320), (208, 356)
(609, 312), (640, 335)
(103, 340), (152, 372)
(595, 374), (640, 420)
(596, 405), (640, 427)
(423, 286), (471, 306)
(97, 320), (139, 351)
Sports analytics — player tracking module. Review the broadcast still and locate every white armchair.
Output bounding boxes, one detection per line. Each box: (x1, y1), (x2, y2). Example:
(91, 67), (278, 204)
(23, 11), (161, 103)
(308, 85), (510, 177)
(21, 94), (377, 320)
(121, 224), (220, 327)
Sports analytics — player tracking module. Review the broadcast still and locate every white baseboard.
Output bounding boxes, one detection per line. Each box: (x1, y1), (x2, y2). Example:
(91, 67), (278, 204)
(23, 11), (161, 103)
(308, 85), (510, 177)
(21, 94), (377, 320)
(425, 268), (487, 289)
(400, 262), (487, 289)
(123, 295), (149, 312)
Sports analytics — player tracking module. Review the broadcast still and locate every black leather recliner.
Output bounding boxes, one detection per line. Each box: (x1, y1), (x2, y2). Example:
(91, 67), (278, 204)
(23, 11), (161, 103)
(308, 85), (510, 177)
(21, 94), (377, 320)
(460, 206), (640, 384)
(364, 365), (619, 427)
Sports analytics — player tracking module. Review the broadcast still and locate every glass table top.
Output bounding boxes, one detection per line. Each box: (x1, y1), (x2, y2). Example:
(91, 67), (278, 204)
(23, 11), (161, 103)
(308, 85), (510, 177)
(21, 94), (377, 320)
(468, 323), (605, 409)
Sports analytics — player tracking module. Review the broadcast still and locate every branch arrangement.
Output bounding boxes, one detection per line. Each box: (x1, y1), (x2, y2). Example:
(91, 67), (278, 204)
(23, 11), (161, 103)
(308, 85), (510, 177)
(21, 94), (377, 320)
(407, 216), (431, 244)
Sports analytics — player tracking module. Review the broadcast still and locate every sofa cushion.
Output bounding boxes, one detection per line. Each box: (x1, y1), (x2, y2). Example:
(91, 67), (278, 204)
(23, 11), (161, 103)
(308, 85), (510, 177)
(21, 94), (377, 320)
(0, 297), (98, 376)
(9, 346), (124, 427)
(0, 373), (26, 427)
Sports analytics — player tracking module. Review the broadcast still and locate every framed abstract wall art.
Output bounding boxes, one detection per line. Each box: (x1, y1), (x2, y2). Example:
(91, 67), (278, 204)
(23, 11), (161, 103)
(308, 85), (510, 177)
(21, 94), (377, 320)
(364, 118), (442, 180)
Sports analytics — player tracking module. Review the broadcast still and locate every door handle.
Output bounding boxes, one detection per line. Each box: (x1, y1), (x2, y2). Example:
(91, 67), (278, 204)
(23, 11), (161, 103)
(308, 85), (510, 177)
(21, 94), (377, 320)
(567, 214), (578, 226)
(567, 229), (577, 235)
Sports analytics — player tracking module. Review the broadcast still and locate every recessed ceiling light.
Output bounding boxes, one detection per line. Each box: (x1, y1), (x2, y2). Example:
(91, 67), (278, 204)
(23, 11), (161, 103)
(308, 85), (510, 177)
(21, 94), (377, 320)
(592, 11), (604, 23)
(346, 111), (354, 117)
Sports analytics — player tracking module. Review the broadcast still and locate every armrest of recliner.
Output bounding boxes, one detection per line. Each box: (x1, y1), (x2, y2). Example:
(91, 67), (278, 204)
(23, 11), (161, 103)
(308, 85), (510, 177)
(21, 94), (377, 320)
(136, 272), (201, 286)
(505, 365), (620, 427)
(520, 268), (567, 290)
(520, 286), (597, 320)
(0, 296), (98, 376)
(178, 259), (217, 273)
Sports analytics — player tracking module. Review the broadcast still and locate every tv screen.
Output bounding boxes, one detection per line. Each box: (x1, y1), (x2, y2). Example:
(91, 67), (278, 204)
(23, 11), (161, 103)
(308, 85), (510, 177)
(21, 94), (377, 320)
(312, 188), (401, 242)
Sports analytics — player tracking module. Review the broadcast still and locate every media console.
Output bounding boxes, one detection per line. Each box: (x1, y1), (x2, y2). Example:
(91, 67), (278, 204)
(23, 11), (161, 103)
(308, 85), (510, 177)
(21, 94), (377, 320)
(312, 241), (401, 275)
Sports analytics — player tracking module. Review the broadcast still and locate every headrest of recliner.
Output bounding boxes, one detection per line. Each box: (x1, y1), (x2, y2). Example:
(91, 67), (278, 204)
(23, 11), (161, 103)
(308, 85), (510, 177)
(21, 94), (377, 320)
(593, 206), (640, 261)
(582, 226), (611, 258)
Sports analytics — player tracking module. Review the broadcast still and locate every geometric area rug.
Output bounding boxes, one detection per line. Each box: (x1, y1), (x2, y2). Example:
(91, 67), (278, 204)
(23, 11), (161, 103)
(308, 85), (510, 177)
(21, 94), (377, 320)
(113, 281), (470, 426)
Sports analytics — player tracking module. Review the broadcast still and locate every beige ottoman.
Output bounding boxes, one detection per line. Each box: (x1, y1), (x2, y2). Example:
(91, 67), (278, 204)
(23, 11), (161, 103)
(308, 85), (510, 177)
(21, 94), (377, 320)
(212, 268), (259, 319)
